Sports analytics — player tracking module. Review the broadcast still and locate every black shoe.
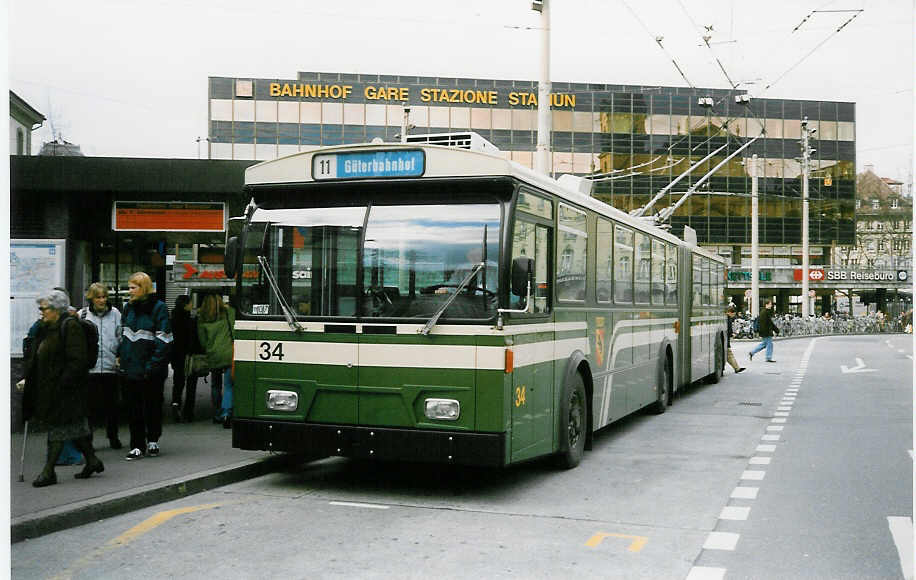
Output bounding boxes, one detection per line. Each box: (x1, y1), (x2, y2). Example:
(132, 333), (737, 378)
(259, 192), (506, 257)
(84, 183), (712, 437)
(75, 458), (105, 479)
(171, 403), (182, 423)
(32, 472), (57, 487)
(222, 416), (232, 429)
(109, 437), (122, 450)
(749, 352), (754, 361)
(735, 367), (746, 373)
(766, 359), (776, 363)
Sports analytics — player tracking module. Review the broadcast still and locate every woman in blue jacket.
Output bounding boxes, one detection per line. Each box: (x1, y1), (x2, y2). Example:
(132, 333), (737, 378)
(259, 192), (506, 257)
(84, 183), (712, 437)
(118, 272), (172, 461)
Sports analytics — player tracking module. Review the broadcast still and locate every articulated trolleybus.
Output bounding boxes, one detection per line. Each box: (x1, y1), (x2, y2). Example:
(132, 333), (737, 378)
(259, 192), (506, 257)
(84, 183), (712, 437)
(224, 136), (726, 469)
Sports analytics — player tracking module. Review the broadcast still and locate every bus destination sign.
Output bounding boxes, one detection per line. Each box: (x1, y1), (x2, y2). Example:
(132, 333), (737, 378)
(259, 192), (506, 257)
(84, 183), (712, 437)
(313, 150), (425, 180)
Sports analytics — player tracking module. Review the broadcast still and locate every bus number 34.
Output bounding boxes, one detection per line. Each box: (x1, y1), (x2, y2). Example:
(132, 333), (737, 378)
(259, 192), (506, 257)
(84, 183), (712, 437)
(258, 342), (285, 361)
(514, 386), (527, 407)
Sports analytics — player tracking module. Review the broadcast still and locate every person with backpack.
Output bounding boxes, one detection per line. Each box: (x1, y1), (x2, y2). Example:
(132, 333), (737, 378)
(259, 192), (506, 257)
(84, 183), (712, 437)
(81, 283), (123, 449)
(749, 300), (779, 363)
(22, 289), (104, 487)
(118, 272), (172, 461)
(197, 293), (235, 428)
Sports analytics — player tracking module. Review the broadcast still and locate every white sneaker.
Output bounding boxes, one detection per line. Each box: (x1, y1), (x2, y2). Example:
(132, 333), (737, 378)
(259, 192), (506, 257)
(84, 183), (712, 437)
(125, 448), (143, 461)
(147, 441), (160, 457)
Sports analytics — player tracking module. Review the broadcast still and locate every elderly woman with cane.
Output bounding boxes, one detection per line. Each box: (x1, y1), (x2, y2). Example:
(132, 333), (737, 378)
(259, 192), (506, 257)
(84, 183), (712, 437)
(22, 289), (104, 487)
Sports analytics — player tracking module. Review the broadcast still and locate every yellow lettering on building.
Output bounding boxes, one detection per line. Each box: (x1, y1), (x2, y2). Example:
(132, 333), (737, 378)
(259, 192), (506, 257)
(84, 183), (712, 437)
(268, 83), (353, 100)
(365, 86), (409, 101)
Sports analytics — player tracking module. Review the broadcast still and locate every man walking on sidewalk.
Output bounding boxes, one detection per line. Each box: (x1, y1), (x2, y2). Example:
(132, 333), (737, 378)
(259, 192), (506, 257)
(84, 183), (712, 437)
(749, 300), (778, 363)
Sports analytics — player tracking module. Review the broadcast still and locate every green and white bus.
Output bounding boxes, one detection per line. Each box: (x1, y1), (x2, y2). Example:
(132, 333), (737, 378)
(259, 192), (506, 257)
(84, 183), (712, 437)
(224, 139), (727, 468)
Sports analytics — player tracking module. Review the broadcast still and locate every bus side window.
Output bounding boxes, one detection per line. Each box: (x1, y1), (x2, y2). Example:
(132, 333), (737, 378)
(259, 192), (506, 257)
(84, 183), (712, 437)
(693, 255), (703, 308)
(634, 232), (651, 303)
(651, 239), (665, 304)
(614, 225), (633, 303)
(666, 243), (678, 304)
(511, 219), (552, 314)
(596, 218), (612, 303)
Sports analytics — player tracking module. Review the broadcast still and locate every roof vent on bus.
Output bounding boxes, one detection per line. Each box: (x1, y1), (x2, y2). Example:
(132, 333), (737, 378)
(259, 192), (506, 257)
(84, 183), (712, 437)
(405, 132), (500, 154)
(557, 174), (594, 196)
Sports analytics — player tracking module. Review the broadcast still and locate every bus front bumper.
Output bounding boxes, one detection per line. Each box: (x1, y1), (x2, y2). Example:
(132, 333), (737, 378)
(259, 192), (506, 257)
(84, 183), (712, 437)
(231, 419), (506, 467)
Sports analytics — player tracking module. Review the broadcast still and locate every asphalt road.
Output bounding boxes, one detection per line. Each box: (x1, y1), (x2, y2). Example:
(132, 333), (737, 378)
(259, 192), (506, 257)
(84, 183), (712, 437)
(11, 335), (913, 580)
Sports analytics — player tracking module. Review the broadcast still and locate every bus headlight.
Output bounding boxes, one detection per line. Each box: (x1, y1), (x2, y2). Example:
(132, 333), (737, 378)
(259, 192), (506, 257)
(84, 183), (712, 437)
(425, 398), (460, 421)
(266, 390), (299, 411)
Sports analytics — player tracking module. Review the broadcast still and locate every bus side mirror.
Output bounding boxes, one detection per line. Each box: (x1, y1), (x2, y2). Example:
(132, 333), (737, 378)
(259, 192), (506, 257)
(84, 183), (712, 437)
(511, 257), (534, 296)
(224, 236), (240, 279)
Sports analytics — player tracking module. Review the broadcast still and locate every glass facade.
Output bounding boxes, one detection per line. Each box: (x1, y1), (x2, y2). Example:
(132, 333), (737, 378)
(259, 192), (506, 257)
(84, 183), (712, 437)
(209, 72), (856, 245)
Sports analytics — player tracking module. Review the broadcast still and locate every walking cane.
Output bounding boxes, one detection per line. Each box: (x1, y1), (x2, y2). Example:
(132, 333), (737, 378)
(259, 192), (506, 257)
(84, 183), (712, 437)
(19, 420), (29, 482)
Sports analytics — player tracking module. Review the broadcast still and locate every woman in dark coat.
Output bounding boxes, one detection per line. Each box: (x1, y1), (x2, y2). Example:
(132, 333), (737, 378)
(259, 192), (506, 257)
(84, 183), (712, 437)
(169, 294), (199, 422)
(23, 289), (104, 487)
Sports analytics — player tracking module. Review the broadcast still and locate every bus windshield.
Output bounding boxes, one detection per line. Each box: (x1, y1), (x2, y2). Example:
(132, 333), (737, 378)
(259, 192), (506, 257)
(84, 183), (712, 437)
(239, 202), (500, 320)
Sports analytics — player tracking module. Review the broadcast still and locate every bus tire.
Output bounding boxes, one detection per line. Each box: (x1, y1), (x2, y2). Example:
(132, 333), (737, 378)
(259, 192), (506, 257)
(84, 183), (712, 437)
(649, 353), (671, 414)
(709, 336), (724, 384)
(554, 372), (587, 469)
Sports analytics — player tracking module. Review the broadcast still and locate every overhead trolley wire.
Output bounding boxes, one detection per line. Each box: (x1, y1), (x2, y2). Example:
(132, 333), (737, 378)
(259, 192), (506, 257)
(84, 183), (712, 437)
(620, 0), (695, 89)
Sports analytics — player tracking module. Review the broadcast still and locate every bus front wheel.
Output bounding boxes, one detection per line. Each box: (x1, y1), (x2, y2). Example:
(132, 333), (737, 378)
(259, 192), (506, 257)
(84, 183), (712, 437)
(554, 372), (587, 469)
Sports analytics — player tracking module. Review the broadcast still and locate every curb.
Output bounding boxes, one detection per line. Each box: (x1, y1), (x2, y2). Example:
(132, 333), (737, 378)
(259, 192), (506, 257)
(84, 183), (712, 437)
(11, 453), (290, 543)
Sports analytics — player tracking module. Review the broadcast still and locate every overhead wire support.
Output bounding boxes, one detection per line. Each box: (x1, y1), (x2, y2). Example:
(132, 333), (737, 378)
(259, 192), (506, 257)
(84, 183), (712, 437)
(620, 0), (695, 88)
(765, 9), (863, 93)
(675, 0), (737, 89)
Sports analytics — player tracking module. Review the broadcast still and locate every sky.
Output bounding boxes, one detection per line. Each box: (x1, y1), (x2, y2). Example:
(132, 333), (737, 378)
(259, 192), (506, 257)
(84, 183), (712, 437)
(7, 0), (914, 182)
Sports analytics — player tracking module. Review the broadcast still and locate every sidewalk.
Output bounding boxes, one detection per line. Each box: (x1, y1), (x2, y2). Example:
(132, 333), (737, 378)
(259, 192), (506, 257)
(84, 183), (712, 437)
(10, 397), (287, 543)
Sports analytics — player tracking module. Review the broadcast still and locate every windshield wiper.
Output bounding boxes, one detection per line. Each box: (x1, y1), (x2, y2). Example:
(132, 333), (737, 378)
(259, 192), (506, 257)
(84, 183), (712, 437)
(257, 255), (305, 333)
(418, 261), (484, 336)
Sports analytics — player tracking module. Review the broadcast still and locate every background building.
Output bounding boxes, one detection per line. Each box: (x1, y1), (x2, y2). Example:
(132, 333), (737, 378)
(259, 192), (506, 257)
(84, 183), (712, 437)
(9, 91), (44, 156)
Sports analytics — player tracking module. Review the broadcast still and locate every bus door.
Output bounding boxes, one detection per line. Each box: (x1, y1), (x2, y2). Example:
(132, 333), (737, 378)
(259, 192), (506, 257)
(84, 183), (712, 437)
(509, 216), (554, 461)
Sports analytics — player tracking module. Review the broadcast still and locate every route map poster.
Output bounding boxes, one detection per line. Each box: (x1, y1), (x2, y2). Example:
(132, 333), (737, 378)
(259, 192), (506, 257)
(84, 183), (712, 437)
(10, 240), (66, 357)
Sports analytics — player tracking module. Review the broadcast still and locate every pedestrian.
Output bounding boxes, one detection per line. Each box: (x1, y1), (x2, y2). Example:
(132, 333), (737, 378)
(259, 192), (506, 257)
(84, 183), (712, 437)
(725, 305), (746, 374)
(80, 283), (123, 449)
(22, 287), (86, 466)
(22, 289), (104, 487)
(749, 300), (778, 362)
(197, 293), (235, 428)
(118, 272), (172, 460)
(169, 294), (200, 422)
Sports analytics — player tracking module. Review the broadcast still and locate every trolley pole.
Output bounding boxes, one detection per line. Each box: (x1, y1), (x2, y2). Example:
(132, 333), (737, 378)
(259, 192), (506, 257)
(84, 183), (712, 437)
(533, 0), (551, 175)
(801, 117), (811, 317)
(751, 154), (759, 318)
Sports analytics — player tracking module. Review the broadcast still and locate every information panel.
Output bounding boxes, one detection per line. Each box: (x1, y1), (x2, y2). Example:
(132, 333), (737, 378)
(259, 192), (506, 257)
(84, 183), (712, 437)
(10, 240), (66, 357)
(112, 202), (225, 232)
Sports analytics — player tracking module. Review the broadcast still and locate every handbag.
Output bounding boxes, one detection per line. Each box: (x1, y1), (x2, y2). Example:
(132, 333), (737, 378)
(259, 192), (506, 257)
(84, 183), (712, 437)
(184, 353), (211, 378)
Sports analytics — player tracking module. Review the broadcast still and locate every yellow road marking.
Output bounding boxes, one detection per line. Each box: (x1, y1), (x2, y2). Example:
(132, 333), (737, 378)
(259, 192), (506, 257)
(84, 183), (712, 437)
(107, 503), (222, 547)
(49, 503), (223, 580)
(585, 532), (648, 552)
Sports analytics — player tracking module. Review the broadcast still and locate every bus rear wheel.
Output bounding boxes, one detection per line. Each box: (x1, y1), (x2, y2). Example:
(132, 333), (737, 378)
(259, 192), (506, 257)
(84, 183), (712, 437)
(709, 337), (724, 384)
(649, 355), (671, 414)
(554, 372), (587, 469)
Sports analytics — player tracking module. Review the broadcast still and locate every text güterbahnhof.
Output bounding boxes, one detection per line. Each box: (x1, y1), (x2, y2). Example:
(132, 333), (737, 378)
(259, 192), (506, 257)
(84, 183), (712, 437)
(265, 82), (578, 108)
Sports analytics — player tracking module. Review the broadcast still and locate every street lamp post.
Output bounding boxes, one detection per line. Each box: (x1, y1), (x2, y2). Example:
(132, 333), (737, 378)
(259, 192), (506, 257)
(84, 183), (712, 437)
(751, 154), (759, 318)
(532, 0), (551, 175)
(801, 117), (814, 317)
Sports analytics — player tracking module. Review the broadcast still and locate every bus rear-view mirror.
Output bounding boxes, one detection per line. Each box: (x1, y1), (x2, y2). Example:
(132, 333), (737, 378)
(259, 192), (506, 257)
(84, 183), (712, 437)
(511, 257), (534, 296)
(224, 236), (240, 279)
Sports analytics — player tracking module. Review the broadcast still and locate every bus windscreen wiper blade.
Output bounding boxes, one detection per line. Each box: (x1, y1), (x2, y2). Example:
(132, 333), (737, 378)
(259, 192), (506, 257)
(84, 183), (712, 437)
(418, 261), (484, 336)
(257, 255), (305, 332)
